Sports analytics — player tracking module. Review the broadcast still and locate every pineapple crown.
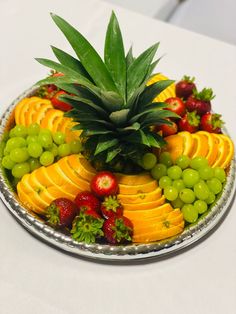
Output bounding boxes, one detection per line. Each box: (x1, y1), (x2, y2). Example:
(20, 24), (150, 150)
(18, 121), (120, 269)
(35, 12), (178, 171)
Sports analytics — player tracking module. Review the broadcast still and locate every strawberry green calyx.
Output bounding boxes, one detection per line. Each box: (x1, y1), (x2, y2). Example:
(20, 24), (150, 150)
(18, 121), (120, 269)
(211, 114), (224, 129)
(187, 111), (200, 127)
(102, 196), (121, 213)
(193, 88), (215, 101)
(46, 203), (60, 226)
(182, 75), (195, 83)
(71, 213), (104, 244)
(112, 218), (132, 243)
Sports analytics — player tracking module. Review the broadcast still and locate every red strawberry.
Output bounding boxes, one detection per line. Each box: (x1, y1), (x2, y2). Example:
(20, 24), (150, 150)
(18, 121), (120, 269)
(200, 113), (223, 133)
(154, 119), (178, 137)
(46, 198), (77, 228)
(103, 216), (133, 244)
(175, 76), (196, 100)
(185, 88), (214, 116)
(71, 210), (104, 244)
(74, 191), (100, 214)
(165, 97), (186, 117)
(101, 195), (123, 219)
(178, 111), (200, 133)
(91, 171), (118, 198)
(46, 72), (64, 94)
(51, 90), (73, 112)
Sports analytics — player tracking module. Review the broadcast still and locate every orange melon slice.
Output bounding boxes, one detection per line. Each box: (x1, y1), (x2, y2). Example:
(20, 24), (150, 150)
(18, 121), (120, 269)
(118, 187), (162, 204)
(122, 196), (165, 211)
(17, 182), (45, 214)
(119, 180), (158, 195)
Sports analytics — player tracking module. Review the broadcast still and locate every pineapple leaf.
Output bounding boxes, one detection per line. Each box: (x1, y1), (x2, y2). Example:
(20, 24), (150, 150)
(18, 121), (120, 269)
(141, 110), (179, 127)
(95, 135), (119, 155)
(126, 46), (135, 69)
(105, 12), (126, 102)
(50, 13), (118, 93)
(117, 122), (140, 133)
(127, 43), (159, 102)
(106, 146), (122, 163)
(100, 90), (123, 111)
(128, 103), (167, 124)
(109, 109), (130, 126)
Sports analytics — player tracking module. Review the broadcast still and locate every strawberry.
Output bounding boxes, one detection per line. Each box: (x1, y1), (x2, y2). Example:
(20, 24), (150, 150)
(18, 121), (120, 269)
(91, 171), (118, 198)
(185, 88), (214, 116)
(154, 119), (178, 137)
(178, 111), (200, 133)
(71, 210), (104, 244)
(46, 198), (77, 228)
(51, 90), (73, 112)
(101, 195), (123, 219)
(74, 191), (101, 214)
(103, 216), (133, 244)
(200, 113), (223, 133)
(165, 97), (186, 117)
(175, 76), (196, 100)
(47, 72), (64, 93)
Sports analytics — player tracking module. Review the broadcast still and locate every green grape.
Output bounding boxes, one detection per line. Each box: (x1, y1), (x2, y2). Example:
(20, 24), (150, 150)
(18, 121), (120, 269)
(151, 163), (167, 180)
(2, 132), (9, 141)
(27, 142), (43, 158)
(142, 153), (157, 170)
(12, 162), (30, 178)
(159, 176), (172, 189)
(181, 204), (198, 223)
(2, 155), (15, 170)
(39, 128), (51, 136)
(5, 137), (26, 152)
(172, 179), (185, 192)
(164, 186), (178, 201)
(13, 125), (28, 137)
(182, 169), (200, 188)
(179, 188), (196, 204)
(194, 200), (208, 214)
(171, 197), (184, 209)
(206, 192), (216, 205)
(58, 143), (71, 157)
(40, 151), (54, 166)
(9, 128), (17, 138)
(3, 147), (9, 156)
(198, 166), (214, 180)
(190, 156), (208, 170)
(207, 178), (222, 195)
(26, 135), (38, 144)
(49, 143), (58, 157)
(0, 141), (6, 157)
(194, 181), (210, 200)
(38, 132), (53, 149)
(53, 131), (65, 145)
(175, 155), (190, 169)
(70, 140), (83, 154)
(28, 123), (40, 136)
(28, 158), (41, 172)
(10, 147), (29, 163)
(213, 167), (226, 183)
(167, 165), (182, 180)
(159, 152), (173, 167)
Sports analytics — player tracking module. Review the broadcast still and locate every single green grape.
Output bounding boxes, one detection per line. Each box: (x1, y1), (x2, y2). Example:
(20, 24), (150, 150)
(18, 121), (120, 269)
(182, 169), (200, 188)
(179, 188), (196, 204)
(207, 178), (222, 195)
(172, 179), (185, 192)
(167, 165), (182, 180)
(13, 125), (28, 137)
(175, 155), (190, 169)
(190, 156), (208, 170)
(28, 158), (41, 172)
(171, 197), (184, 209)
(28, 123), (40, 136)
(142, 153), (157, 170)
(2, 155), (15, 170)
(49, 143), (58, 157)
(181, 204), (198, 223)
(12, 162), (30, 178)
(27, 142), (43, 158)
(2, 132), (9, 141)
(9, 128), (17, 138)
(194, 181), (210, 200)
(39, 128), (51, 136)
(40, 151), (54, 166)
(198, 166), (214, 180)
(58, 143), (71, 157)
(194, 200), (208, 214)
(206, 192), (216, 205)
(5, 137), (26, 152)
(10, 147), (29, 163)
(70, 140), (83, 154)
(213, 167), (226, 183)
(151, 163), (167, 180)
(38, 132), (53, 149)
(53, 131), (65, 145)
(159, 176), (172, 189)
(159, 152), (173, 167)
(26, 135), (38, 144)
(164, 186), (178, 201)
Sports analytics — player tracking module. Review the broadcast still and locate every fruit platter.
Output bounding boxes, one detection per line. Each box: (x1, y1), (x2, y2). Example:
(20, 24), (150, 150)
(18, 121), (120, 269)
(0, 12), (235, 261)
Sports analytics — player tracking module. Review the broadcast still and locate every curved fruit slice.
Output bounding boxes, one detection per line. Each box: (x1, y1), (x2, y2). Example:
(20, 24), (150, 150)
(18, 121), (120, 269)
(211, 134), (228, 168)
(178, 131), (194, 156)
(197, 131), (218, 166)
(14, 98), (30, 125)
(116, 172), (153, 186)
(67, 155), (96, 182)
(190, 133), (209, 158)
(163, 134), (184, 161)
(18, 98), (39, 125)
(147, 73), (176, 102)
(219, 134), (234, 169)
(17, 182), (45, 214)
(51, 116), (64, 133)
(122, 196), (165, 211)
(119, 180), (158, 195)
(40, 109), (64, 129)
(118, 187), (162, 204)
(27, 102), (53, 126)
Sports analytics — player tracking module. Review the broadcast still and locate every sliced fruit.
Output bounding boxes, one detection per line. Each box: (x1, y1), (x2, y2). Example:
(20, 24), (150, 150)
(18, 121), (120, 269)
(163, 133), (184, 162)
(219, 134), (234, 169)
(118, 187), (162, 204)
(40, 109), (64, 129)
(119, 180), (158, 195)
(17, 182), (45, 214)
(178, 131), (194, 156)
(197, 131), (218, 166)
(211, 134), (228, 168)
(28, 102), (53, 126)
(67, 155), (96, 182)
(14, 98), (30, 125)
(147, 73), (176, 102)
(190, 133), (209, 158)
(122, 197), (166, 211)
(51, 116), (64, 133)
(116, 172), (153, 186)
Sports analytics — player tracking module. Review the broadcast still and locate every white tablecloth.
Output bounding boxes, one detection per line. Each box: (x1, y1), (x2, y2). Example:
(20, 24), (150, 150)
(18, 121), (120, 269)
(0, 1), (236, 314)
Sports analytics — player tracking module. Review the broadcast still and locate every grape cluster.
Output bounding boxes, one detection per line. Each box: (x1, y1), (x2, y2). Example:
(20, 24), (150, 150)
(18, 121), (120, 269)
(1, 124), (82, 179)
(142, 152), (226, 224)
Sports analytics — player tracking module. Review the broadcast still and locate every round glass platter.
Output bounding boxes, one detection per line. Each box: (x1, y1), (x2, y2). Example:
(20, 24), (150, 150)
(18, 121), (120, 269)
(0, 86), (235, 262)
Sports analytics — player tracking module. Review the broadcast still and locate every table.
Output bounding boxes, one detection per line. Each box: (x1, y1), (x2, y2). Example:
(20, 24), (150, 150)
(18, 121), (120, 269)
(0, 1), (236, 313)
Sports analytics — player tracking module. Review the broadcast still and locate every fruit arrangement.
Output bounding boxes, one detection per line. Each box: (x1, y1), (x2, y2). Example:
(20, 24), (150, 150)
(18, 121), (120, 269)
(0, 12), (234, 247)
